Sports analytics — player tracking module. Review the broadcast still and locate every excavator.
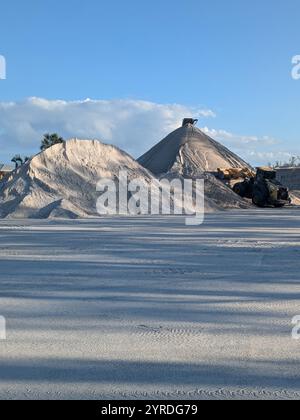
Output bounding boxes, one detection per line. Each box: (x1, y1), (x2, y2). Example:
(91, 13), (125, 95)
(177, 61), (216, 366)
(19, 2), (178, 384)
(217, 166), (291, 208)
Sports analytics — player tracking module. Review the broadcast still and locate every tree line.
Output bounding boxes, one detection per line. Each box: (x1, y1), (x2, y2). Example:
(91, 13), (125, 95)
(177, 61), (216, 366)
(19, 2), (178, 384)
(270, 156), (300, 169)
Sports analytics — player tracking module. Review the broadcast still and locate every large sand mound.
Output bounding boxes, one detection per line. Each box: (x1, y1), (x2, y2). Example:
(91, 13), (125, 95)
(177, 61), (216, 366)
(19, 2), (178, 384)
(138, 122), (251, 176)
(0, 139), (158, 219)
(138, 122), (252, 209)
(0, 139), (223, 219)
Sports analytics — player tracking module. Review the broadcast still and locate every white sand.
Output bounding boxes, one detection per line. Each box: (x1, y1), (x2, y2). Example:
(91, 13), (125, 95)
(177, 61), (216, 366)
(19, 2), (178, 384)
(0, 139), (157, 219)
(138, 123), (251, 176)
(0, 138), (251, 219)
(138, 123), (252, 210)
(0, 210), (299, 400)
(291, 191), (300, 205)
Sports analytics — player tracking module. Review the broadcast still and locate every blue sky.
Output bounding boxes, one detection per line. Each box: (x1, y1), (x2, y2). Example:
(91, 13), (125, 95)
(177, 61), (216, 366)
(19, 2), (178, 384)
(0, 0), (299, 164)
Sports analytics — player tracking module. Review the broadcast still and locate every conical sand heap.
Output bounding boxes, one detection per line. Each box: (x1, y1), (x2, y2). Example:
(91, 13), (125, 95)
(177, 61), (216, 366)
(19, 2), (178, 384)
(138, 119), (252, 209)
(138, 119), (251, 177)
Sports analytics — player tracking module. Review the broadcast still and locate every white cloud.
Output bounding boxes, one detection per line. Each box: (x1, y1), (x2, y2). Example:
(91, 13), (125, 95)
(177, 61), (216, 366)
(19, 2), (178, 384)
(241, 150), (299, 165)
(201, 126), (297, 165)
(201, 126), (279, 147)
(0, 97), (296, 167)
(0, 97), (214, 161)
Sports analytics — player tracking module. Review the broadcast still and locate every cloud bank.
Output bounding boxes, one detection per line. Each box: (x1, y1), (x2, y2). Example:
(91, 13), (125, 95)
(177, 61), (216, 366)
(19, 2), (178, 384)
(0, 97), (214, 161)
(0, 97), (294, 165)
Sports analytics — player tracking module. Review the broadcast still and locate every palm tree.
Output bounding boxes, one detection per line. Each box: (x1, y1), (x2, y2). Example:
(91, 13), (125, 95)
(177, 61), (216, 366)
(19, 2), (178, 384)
(11, 155), (31, 170)
(40, 133), (65, 151)
(11, 156), (18, 169)
(11, 155), (23, 169)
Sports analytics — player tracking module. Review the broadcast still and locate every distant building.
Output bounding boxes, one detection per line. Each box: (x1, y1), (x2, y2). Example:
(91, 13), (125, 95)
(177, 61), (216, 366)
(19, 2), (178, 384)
(276, 167), (300, 190)
(0, 164), (13, 180)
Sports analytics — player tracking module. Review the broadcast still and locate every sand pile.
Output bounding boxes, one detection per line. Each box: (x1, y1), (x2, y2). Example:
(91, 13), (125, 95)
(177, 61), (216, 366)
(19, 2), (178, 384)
(0, 139), (158, 219)
(138, 121), (252, 209)
(0, 124), (254, 219)
(138, 122), (251, 176)
(290, 191), (300, 205)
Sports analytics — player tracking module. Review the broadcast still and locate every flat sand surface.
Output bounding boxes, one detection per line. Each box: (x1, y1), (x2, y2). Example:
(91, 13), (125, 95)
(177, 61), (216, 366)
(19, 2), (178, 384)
(0, 209), (299, 399)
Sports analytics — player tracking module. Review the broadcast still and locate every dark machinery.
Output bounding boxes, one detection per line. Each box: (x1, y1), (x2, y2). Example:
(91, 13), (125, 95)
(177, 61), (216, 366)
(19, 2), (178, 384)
(182, 118), (198, 127)
(233, 167), (291, 208)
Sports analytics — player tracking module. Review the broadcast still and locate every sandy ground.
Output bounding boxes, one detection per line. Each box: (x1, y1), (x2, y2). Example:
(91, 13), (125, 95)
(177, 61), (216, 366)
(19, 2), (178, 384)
(0, 209), (299, 400)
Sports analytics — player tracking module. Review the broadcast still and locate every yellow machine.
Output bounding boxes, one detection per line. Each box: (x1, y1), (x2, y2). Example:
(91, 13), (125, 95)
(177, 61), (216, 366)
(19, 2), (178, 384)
(217, 167), (255, 180)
